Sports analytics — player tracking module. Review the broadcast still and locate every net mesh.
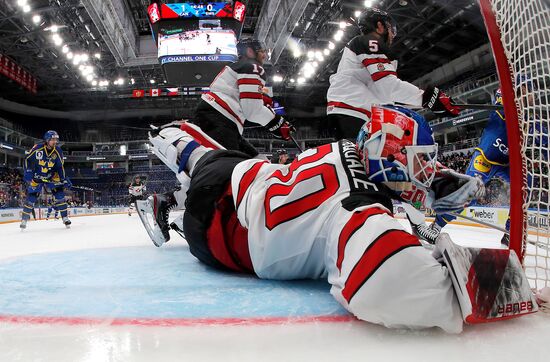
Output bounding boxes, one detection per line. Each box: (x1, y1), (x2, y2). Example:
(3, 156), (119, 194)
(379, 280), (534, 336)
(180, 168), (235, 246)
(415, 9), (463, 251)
(486, 0), (550, 290)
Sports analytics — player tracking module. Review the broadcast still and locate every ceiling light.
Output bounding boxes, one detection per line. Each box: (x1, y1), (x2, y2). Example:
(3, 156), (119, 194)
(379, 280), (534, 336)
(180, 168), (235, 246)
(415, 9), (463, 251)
(66, 52), (73, 59)
(307, 50), (315, 59)
(32, 15), (41, 24)
(328, 41), (335, 50)
(49, 25), (58, 33)
(323, 48), (330, 56)
(339, 21), (347, 29)
(272, 75), (283, 83)
(150, 79), (155, 84)
(312, 61), (319, 68)
(61, 45), (69, 53)
(86, 75), (93, 81)
(315, 51), (324, 61)
(297, 77), (305, 84)
(364, 0), (373, 7)
(290, 78), (295, 83)
(22, 5), (31, 13)
(117, 78), (124, 85)
(17, 0), (27, 6)
(354, 10), (361, 17)
(92, 80), (97, 86)
(94, 53), (101, 59)
(72, 57), (80, 65)
(293, 49), (301, 58)
(130, 78), (135, 84)
(80, 53), (89, 62)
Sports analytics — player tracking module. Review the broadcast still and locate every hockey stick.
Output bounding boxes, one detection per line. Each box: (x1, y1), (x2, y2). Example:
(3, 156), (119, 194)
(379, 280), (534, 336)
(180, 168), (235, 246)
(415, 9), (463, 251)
(396, 102), (503, 111)
(449, 212), (549, 250)
(290, 134), (303, 152)
(451, 103), (503, 111)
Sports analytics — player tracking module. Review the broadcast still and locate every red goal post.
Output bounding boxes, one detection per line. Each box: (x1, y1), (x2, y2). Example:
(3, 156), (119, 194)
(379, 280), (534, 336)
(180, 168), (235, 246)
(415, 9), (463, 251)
(479, 0), (549, 289)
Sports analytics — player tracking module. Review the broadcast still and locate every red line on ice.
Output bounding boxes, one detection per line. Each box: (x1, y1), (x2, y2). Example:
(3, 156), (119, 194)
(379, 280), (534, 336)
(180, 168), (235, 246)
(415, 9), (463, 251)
(0, 314), (355, 327)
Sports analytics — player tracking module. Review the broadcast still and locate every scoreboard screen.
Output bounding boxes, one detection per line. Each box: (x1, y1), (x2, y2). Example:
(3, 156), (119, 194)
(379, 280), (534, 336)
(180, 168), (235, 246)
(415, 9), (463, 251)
(148, 2), (246, 23)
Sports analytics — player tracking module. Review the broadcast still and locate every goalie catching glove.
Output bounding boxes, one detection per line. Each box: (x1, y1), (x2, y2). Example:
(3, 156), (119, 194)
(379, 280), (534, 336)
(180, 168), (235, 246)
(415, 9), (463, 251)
(264, 115), (295, 140)
(426, 168), (485, 213)
(422, 86), (460, 118)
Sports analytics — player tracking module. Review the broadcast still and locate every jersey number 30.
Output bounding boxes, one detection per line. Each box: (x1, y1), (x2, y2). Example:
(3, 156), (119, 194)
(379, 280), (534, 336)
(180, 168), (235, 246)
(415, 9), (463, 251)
(264, 144), (339, 230)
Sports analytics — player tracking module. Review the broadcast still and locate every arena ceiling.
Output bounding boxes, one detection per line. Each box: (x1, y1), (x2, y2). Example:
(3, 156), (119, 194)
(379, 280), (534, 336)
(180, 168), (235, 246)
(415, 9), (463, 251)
(0, 0), (491, 119)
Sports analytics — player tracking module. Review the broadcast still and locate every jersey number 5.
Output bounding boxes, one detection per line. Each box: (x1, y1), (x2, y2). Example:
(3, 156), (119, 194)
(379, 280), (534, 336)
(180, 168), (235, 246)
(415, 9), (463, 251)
(369, 40), (379, 52)
(264, 144), (339, 230)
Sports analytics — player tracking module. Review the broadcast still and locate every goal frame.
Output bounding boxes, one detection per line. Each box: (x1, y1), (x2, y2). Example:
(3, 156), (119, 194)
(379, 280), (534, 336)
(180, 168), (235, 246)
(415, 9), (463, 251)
(478, 0), (528, 262)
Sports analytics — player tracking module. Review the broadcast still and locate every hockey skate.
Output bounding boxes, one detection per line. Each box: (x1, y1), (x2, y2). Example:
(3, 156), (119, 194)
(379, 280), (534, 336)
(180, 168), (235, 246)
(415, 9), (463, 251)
(62, 216), (71, 228)
(136, 193), (176, 247)
(410, 221), (442, 245)
(19, 219), (27, 229)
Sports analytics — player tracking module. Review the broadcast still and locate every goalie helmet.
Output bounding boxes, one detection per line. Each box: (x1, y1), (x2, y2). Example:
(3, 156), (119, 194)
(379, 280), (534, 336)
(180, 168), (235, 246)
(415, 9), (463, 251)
(356, 8), (397, 41)
(356, 105), (438, 190)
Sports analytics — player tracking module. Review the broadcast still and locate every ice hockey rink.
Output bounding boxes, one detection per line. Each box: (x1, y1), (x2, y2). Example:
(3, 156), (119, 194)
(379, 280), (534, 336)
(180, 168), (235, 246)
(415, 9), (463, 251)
(0, 213), (548, 362)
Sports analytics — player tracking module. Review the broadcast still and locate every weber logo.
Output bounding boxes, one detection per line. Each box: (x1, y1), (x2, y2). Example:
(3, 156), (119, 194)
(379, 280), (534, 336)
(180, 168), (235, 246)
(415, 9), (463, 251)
(469, 209), (495, 220)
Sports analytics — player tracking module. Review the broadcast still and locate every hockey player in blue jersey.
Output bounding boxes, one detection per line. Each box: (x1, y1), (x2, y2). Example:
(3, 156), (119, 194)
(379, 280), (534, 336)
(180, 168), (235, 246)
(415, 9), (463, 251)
(411, 75), (545, 244)
(20, 130), (72, 229)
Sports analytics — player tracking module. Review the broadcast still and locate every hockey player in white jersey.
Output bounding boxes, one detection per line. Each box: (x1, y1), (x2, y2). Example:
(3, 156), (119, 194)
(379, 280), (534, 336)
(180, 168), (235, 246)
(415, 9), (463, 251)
(327, 8), (460, 140)
(138, 105), (537, 332)
(128, 176), (146, 216)
(194, 38), (294, 156)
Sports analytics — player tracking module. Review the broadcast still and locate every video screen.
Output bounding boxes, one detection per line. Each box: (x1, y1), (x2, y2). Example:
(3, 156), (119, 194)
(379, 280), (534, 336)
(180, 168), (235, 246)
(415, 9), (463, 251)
(158, 28), (238, 63)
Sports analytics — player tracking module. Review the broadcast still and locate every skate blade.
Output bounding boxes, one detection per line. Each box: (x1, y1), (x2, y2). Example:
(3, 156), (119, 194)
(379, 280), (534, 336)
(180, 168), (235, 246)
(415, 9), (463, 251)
(135, 200), (165, 247)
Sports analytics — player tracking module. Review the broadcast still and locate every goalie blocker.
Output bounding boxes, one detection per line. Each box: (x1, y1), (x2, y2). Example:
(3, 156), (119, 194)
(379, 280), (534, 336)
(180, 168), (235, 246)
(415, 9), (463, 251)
(436, 233), (537, 323)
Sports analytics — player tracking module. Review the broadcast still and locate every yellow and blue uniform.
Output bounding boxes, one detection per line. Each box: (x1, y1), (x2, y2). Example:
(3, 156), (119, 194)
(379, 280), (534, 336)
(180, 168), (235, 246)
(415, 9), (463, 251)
(22, 143), (69, 221)
(435, 93), (510, 228)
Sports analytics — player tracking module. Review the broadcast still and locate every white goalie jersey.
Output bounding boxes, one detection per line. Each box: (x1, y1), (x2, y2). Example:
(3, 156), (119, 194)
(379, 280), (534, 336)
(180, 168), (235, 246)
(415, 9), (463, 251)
(231, 140), (463, 332)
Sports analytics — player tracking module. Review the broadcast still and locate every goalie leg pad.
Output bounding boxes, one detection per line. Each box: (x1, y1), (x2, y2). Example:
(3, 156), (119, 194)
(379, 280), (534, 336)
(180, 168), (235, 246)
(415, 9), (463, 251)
(436, 233), (538, 323)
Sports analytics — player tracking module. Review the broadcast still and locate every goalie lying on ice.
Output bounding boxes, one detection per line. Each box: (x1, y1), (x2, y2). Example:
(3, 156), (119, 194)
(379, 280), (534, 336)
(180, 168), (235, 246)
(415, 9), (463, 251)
(137, 105), (537, 333)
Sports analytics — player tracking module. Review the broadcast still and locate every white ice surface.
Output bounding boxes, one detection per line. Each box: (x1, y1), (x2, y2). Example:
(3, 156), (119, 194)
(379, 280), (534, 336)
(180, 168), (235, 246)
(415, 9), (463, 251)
(0, 214), (548, 362)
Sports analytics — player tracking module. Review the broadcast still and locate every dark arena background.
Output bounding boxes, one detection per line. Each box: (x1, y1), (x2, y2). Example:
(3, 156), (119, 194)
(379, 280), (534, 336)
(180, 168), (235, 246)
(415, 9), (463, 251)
(0, 0), (549, 361)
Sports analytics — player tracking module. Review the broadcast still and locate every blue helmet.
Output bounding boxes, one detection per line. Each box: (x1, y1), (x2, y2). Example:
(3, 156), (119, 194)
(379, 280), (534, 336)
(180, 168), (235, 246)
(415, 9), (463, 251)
(43, 130), (59, 142)
(356, 105), (438, 190)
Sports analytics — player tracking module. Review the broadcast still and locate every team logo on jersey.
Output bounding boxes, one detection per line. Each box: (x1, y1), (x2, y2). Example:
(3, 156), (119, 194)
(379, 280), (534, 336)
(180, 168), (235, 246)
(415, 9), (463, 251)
(473, 154), (491, 173)
(36, 151), (43, 160)
(377, 63), (385, 71)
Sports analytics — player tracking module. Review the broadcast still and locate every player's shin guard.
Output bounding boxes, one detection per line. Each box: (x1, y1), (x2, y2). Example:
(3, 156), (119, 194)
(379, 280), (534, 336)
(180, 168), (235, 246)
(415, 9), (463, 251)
(21, 193), (38, 221)
(435, 233), (537, 323)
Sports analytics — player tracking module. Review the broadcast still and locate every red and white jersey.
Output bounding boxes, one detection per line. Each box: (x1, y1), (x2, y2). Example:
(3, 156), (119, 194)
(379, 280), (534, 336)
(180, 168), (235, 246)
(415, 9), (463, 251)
(201, 58), (276, 133)
(327, 34), (424, 121)
(230, 140), (462, 332)
(129, 182), (145, 196)
(232, 140), (388, 279)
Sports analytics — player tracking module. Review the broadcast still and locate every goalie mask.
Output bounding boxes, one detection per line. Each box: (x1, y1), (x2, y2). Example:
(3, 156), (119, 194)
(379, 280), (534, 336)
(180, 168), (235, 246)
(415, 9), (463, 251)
(356, 105), (438, 191)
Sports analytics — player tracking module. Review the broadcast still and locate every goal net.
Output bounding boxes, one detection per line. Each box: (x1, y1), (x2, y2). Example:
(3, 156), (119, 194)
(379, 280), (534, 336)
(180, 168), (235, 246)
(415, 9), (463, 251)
(479, 0), (550, 290)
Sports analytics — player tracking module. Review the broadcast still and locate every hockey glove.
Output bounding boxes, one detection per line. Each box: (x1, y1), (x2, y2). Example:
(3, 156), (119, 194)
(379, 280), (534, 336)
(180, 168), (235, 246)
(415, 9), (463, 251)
(264, 115), (295, 140)
(422, 86), (460, 118)
(427, 169), (485, 213)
